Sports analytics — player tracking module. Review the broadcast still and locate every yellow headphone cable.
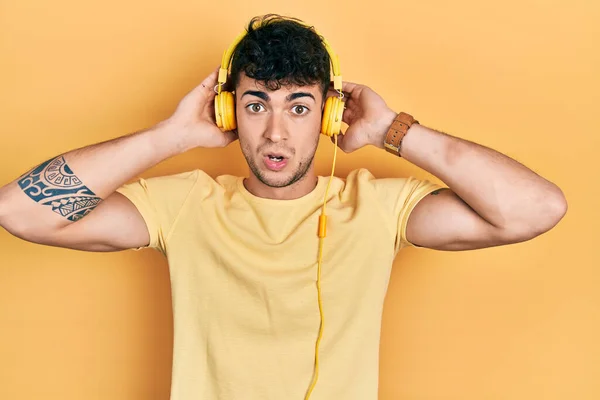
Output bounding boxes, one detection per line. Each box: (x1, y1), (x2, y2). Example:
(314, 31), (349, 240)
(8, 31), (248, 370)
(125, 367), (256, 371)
(305, 133), (339, 400)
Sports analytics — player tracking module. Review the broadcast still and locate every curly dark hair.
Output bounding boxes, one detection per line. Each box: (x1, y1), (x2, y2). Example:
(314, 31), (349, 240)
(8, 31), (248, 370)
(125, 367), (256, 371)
(229, 14), (331, 99)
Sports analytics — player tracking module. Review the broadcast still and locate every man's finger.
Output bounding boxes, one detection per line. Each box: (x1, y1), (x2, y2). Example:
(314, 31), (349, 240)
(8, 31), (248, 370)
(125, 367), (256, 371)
(331, 132), (344, 146)
(326, 87), (338, 98)
(332, 80), (358, 94)
(195, 67), (220, 94)
(341, 106), (355, 125)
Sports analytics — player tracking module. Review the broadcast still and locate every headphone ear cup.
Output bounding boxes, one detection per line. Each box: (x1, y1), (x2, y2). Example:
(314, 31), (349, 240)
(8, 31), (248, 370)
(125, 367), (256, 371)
(215, 91), (236, 131)
(321, 97), (334, 136)
(222, 91), (236, 131)
(321, 96), (344, 137)
(331, 97), (345, 136)
(215, 94), (224, 128)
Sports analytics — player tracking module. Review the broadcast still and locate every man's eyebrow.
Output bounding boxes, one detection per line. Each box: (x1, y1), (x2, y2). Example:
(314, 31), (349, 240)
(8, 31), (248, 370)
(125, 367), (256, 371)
(241, 90), (270, 101)
(287, 92), (316, 102)
(240, 90), (316, 103)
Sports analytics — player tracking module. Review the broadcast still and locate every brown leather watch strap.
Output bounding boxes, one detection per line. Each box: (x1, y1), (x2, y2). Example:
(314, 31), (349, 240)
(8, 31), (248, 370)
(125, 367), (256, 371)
(383, 112), (418, 157)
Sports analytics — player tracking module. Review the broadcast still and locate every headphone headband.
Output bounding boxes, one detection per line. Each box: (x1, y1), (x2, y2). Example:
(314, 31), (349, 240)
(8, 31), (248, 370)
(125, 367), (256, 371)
(217, 17), (342, 94)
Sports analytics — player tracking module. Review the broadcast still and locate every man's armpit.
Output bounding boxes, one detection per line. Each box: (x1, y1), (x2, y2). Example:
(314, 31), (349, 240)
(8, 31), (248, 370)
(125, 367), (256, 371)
(429, 188), (449, 196)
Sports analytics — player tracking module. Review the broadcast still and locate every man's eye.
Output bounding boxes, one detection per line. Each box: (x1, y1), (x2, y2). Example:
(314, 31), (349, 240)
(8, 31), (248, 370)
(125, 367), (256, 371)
(292, 105), (308, 115)
(247, 103), (265, 113)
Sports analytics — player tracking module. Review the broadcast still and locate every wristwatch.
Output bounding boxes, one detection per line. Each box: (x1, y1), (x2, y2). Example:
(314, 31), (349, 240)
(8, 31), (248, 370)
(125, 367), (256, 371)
(383, 112), (418, 157)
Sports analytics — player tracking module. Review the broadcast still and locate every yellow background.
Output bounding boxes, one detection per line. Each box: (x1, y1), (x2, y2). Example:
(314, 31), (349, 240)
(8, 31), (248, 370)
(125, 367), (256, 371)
(0, 0), (598, 398)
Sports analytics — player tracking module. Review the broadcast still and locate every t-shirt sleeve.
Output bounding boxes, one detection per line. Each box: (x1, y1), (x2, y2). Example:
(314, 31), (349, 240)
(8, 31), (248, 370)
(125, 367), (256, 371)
(115, 170), (200, 254)
(374, 175), (445, 253)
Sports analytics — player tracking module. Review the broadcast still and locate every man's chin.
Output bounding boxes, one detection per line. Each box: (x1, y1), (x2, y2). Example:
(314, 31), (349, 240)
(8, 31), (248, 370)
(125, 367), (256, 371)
(256, 170), (297, 188)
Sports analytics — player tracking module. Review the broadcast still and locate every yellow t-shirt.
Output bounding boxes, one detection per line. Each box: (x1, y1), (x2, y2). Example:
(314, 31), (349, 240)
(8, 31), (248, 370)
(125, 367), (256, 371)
(117, 168), (441, 400)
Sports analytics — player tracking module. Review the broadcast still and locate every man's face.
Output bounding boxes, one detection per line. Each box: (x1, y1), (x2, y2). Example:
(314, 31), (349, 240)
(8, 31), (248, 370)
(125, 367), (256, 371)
(235, 73), (323, 188)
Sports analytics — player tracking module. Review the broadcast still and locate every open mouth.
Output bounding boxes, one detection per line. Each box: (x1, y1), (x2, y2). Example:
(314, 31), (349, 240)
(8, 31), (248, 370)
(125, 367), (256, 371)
(263, 154), (288, 171)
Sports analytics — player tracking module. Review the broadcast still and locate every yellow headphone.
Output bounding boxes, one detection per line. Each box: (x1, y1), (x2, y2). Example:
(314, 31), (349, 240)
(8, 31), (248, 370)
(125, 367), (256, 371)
(214, 16), (345, 137)
(216, 16), (343, 399)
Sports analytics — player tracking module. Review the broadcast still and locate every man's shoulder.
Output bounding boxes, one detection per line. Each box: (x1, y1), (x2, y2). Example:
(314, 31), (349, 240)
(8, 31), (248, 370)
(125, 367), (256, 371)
(327, 168), (388, 202)
(334, 168), (407, 187)
(144, 169), (232, 187)
(332, 168), (431, 202)
(146, 169), (242, 196)
(342, 168), (375, 181)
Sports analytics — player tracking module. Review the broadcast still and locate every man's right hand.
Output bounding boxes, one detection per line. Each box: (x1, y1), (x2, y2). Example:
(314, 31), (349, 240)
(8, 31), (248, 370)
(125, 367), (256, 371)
(0, 68), (239, 252)
(163, 68), (238, 149)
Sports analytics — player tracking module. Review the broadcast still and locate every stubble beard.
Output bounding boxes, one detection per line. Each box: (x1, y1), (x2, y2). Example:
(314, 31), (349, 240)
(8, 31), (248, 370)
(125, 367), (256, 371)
(241, 139), (319, 188)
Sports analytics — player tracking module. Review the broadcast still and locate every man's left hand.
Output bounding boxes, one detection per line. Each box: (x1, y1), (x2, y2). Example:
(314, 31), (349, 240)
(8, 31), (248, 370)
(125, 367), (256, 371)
(327, 82), (397, 153)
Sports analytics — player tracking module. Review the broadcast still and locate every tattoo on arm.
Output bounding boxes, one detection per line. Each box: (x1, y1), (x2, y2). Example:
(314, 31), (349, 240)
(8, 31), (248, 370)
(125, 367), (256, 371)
(18, 156), (102, 221)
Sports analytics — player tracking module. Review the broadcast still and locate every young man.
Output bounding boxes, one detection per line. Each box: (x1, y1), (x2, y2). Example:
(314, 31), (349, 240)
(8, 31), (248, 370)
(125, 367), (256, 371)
(0, 15), (566, 400)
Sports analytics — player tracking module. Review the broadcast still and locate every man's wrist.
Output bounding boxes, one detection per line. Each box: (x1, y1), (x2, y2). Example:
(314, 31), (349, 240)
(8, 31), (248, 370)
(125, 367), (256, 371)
(382, 112), (419, 157)
(151, 119), (201, 157)
(371, 109), (397, 149)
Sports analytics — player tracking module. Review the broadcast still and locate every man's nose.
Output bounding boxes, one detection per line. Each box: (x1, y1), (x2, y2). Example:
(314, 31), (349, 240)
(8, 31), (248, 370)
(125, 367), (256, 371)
(264, 111), (287, 142)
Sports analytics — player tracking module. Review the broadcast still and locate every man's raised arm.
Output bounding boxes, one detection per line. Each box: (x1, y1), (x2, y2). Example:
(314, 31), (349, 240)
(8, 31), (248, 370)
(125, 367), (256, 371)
(328, 81), (567, 251)
(0, 69), (236, 251)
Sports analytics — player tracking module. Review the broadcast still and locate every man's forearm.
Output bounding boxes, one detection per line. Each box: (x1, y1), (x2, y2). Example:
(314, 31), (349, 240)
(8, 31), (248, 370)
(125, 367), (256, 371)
(0, 120), (195, 233)
(39, 120), (196, 200)
(398, 123), (567, 234)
